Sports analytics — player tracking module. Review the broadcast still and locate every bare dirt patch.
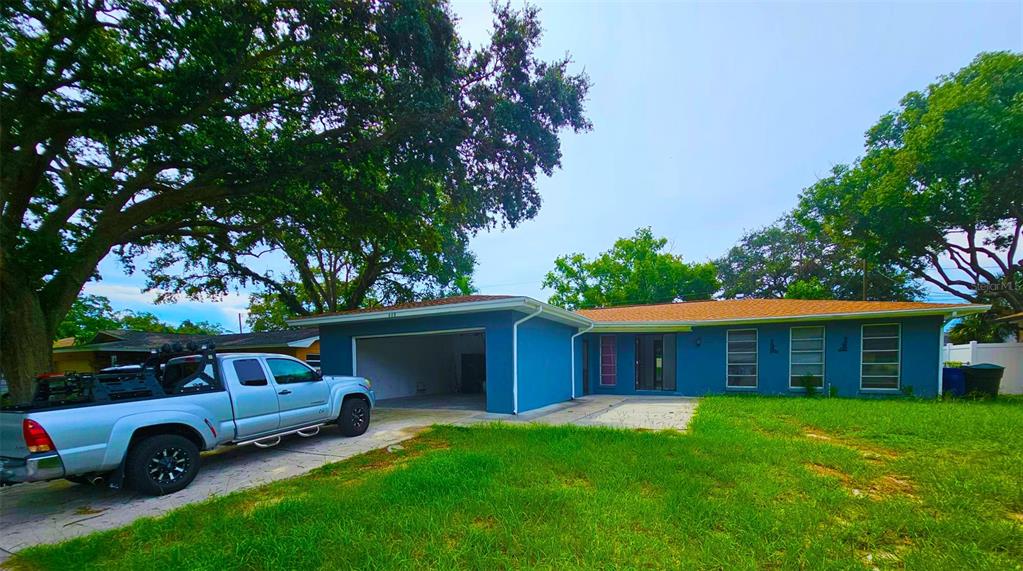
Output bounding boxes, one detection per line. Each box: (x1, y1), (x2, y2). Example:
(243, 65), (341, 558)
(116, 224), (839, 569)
(806, 462), (852, 484)
(868, 475), (918, 501)
(802, 427), (899, 462)
(805, 462), (918, 502)
(471, 515), (497, 530)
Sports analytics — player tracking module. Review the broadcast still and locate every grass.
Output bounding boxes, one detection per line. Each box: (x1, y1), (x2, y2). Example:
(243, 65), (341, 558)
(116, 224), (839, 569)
(9, 396), (1023, 570)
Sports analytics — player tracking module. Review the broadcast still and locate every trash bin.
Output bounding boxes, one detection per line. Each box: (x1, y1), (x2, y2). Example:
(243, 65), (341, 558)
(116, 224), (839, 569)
(962, 363), (1005, 398)
(942, 367), (966, 397)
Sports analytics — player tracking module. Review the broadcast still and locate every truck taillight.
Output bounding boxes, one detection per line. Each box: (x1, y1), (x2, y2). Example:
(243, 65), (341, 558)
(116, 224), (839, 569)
(23, 419), (56, 453)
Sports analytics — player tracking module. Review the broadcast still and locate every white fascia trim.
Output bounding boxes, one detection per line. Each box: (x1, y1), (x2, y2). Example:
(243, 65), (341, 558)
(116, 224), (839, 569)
(287, 297), (591, 328)
(586, 305), (991, 330)
(286, 336), (319, 348)
(590, 322), (694, 332)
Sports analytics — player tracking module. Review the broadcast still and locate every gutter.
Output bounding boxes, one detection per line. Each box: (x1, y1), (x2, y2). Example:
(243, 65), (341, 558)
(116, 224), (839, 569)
(570, 323), (594, 399)
(585, 304), (991, 330)
(512, 305), (544, 415)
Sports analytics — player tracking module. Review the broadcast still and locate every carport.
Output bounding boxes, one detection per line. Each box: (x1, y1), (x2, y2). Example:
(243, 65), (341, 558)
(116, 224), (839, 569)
(354, 329), (487, 410)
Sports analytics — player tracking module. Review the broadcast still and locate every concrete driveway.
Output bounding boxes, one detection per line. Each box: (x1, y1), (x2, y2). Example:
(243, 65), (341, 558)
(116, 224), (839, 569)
(0, 395), (697, 558)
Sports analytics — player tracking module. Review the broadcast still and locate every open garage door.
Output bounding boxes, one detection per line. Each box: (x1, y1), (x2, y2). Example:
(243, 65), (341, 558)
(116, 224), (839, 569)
(354, 329), (486, 410)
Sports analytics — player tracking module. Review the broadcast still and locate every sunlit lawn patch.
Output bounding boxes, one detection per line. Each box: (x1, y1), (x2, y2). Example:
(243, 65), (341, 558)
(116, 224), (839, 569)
(11, 396), (1023, 570)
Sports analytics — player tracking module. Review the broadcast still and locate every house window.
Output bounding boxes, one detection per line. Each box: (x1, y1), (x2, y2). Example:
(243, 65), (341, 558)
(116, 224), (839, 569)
(600, 335), (617, 386)
(305, 353), (321, 369)
(861, 324), (900, 389)
(790, 326), (825, 389)
(726, 329), (758, 388)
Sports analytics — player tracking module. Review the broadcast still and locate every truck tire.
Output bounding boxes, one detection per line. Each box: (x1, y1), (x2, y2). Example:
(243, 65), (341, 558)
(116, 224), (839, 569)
(125, 434), (200, 495)
(339, 397), (370, 437)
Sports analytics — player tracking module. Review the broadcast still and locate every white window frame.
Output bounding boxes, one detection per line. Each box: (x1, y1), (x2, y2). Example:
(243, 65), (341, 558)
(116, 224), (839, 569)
(599, 335), (617, 387)
(860, 323), (901, 391)
(789, 326), (826, 389)
(726, 328), (758, 389)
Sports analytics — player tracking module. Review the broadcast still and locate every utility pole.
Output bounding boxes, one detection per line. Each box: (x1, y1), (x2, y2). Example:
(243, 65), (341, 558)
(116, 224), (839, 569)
(238, 313), (243, 334)
(859, 259), (867, 304)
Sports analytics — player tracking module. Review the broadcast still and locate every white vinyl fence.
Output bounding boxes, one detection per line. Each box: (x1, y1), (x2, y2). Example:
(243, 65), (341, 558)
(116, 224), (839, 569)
(944, 341), (1023, 395)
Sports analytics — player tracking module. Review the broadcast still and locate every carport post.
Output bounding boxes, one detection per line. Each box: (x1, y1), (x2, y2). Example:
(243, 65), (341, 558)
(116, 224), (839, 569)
(570, 323), (594, 400)
(512, 306), (544, 414)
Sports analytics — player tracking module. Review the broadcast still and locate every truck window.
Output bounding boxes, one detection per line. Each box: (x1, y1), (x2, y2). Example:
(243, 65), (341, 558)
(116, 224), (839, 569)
(267, 358), (319, 384)
(163, 357), (220, 394)
(233, 359), (267, 386)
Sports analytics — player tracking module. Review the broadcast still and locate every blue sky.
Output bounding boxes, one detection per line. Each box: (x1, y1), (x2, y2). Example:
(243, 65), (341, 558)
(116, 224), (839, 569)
(85, 1), (1022, 331)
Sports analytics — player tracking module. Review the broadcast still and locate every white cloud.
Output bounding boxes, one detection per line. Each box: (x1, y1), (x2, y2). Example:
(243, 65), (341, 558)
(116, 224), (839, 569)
(82, 282), (250, 329)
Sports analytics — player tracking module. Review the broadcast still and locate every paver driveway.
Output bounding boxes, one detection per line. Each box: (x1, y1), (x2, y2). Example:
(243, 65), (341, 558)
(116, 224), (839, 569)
(0, 395), (697, 557)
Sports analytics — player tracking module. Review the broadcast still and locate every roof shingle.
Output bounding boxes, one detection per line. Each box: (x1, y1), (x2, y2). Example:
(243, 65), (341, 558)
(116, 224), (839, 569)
(576, 298), (977, 323)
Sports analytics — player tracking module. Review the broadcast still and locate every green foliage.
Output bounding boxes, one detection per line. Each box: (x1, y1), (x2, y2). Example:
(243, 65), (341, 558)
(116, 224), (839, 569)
(245, 270), (479, 332)
(0, 0), (589, 397)
(784, 278), (832, 300)
(717, 215), (922, 301)
(53, 295), (122, 344)
(137, 2), (589, 319)
(795, 374), (820, 396)
(13, 398), (1023, 569)
(55, 295), (223, 343)
(948, 313), (1017, 344)
(796, 52), (1023, 311)
(543, 227), (719, 309)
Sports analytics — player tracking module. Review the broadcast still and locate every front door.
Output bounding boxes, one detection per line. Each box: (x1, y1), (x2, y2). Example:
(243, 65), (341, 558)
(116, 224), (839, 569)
(634, 334), (677, 391)
(265, 358), (331, 428)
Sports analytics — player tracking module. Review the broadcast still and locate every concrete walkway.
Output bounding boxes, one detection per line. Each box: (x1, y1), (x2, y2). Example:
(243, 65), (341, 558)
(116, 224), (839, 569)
(0, 395), (697, 558)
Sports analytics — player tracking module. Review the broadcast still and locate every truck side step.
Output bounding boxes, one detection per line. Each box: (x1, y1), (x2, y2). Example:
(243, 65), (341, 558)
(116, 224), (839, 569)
(233, 423), (326, 448)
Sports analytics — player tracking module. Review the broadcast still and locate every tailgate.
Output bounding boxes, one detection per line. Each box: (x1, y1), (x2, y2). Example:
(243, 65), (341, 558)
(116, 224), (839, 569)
(0, 411), (28, 458)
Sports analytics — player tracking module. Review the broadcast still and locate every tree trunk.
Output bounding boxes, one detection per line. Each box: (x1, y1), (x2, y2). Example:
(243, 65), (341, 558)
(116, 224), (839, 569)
(0, 276), (53, 403)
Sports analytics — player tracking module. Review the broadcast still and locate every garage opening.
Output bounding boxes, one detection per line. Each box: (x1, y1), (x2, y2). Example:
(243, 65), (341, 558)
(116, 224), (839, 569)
(355, 329), (486, 411)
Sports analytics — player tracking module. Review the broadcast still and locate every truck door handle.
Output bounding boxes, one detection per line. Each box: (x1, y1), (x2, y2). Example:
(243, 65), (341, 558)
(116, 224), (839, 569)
(278, 389), (292, 395)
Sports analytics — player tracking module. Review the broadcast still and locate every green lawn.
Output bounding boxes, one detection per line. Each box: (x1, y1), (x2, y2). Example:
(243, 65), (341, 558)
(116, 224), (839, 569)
(11, 397), (1023, 570)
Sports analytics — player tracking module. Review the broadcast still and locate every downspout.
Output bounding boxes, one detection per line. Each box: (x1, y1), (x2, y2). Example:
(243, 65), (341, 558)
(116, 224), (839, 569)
(512, 305), (544, 415)
(938, 311), (959, 397)
(570, 323), (595, 400)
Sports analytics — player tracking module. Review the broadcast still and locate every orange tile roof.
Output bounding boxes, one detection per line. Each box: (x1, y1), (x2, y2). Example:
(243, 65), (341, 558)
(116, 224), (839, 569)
(576, 299), (979, 323)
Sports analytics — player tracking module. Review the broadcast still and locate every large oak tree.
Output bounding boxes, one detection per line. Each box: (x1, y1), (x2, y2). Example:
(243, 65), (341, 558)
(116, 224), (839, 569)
(716, 214), (923, 301)
(796, 52), (1022, 312)
(1, 0), (589, 400)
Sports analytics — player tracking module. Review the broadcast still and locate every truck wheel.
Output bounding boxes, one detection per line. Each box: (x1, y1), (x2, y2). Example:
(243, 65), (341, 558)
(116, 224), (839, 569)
(339, 397), (370, 436)
(125, 434), (200, 495)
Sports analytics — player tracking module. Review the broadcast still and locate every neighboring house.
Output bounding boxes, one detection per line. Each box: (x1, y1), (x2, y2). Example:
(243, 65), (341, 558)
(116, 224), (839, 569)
(288, 295), (988, 414)
(52, 329), (321, 373)
(996, 311), (1023, 342)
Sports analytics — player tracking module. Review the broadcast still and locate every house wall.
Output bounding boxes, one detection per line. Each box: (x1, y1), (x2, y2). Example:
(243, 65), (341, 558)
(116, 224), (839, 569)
(319, 310), (577, 414)
(578, 316), (944, 398)
(293, 340), (321, 363)
(516, 317), (576, 413)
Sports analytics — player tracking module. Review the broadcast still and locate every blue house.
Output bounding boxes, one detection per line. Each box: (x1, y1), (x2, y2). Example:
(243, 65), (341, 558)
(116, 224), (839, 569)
(289, 296), (986, 414)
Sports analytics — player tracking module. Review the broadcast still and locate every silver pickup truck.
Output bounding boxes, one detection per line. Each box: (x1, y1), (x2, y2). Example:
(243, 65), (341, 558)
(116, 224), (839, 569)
(0, 345), (374, 495)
